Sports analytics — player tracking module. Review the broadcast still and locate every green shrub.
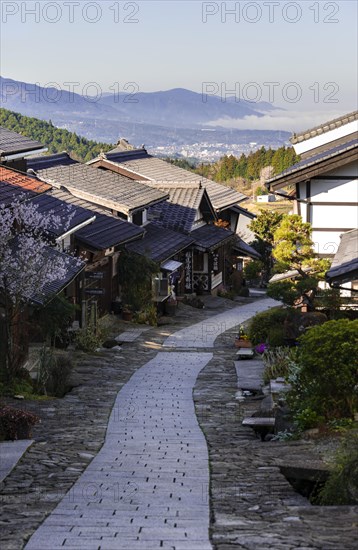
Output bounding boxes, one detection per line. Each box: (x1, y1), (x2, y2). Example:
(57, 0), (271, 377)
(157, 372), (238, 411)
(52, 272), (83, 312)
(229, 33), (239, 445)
(31, 294), (79, 347)
(262, 346), (298, 384)
(118, 251), (159, 311)
(133, 305), (158, 326)
(267, 281), (298, 305)
(248, 307), (289, 345)
(287, 319), (358, 425)
(267, 326), (285, 347)
(294, 407), (325, 431)
(315, 288), (343, 318)
(238, 287), (250, 297)
(75, 322), (108, 352)
(267, 277), (322, 307)
(243, 260), (263, 282)
(0, 376), (34, 398)
(217, 289), (236, 300)
(46, 354), (74, 397)
(317, 433), (358, 505)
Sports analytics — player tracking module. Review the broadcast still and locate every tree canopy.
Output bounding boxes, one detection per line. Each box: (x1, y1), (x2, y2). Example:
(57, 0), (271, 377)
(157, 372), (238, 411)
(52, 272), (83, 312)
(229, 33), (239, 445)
(250, 209), (283, 245)
(177, 146), (300, 183)
(272, 214), (329, 276)
(0, 108), (113, 162)
(0, 199), (82, 378)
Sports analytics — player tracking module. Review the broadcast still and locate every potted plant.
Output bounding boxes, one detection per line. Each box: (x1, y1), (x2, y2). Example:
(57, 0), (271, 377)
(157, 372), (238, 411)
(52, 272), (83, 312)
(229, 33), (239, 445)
(165, 296), (177, 316)
(0, 406), (40, 440)
(235, 325), (253, 348)
(122, 305), (133, 322)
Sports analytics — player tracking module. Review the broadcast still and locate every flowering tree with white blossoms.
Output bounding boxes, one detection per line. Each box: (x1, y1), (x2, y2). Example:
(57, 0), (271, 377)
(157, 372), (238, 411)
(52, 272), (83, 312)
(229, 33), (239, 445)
(0, 198), (81, 380)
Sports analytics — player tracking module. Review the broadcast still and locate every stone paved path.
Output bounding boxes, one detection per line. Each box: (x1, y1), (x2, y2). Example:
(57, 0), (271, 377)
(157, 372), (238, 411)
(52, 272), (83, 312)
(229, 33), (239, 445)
(0, 440), (33, 482)
(115, 327), (151, 342)
(24, 299), (278, 549)
(163, 298), (279, 348)
(25, 352), (213, 550)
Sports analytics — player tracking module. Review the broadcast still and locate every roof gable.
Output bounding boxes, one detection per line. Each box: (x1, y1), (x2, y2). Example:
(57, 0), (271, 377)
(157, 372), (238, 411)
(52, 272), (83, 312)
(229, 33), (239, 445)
(291, 110), (358, 145)
(191, 224), (234, 251)
(291, 111), (358, 156)
(268, 138), (358, 190)
(126, 222), (194, 263)
(147, 183), (215, 233)
(35, 163), (168, 215)
(48, 187), (144, 250)
(27, 152), (78, 171)
(89, 151), (247, 211)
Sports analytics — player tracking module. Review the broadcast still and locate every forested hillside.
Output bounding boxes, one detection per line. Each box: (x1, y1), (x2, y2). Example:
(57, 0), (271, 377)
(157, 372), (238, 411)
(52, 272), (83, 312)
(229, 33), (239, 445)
(167, 146), (300, 183)
(0, 108), (299, 184)
(0, 108), (113, 162)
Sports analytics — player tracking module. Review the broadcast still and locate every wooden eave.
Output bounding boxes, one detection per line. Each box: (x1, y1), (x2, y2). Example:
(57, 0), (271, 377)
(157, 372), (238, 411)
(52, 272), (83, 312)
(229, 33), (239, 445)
(269, 149), (358, 191)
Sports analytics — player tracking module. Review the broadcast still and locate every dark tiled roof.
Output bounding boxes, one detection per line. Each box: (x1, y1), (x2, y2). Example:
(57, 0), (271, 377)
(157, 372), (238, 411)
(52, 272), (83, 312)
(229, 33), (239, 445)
(268, 138), (358, 185)
(326, 229), (358, 285)
(30, 194), (95, 239)
(27, 152), (78, 171)
(48, 188), (144, 250)
(231, 204), (256, 219)
(76, 213), (144, 250)
(91, 150), (247, 211)
(233, 237), (261, 259)
(36, 163), (168, 215)
(106, 149), (149, 163)
(32, 248), (85, 306)
(0, 180), (35, 206)
(0, 166), (51, 193)
(49, 188), (110, 215)
(148, 184), (210, 234)
(0, 126), (45, 157)
(191, 224), (234, 251)
(127, 223), (194, 263)
(291, 111), (358, 144)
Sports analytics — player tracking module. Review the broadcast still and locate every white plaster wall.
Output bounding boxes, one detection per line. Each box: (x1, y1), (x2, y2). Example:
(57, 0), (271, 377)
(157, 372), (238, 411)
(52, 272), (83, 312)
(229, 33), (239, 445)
(293, 120), (357, 155)
(237, 215), (255, 243)
(312, 231), (343, 256)
(311, 204), (357, 229)
(310, 178), (357, 202)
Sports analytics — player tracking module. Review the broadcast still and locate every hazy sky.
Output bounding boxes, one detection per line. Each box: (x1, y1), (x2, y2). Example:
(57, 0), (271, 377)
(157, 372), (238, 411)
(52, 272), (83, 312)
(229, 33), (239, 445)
(1, 1), (357, 129)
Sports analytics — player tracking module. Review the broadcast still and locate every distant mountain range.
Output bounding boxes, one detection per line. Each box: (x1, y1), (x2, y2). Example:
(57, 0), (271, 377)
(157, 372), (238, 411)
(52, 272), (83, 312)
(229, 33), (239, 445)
(0, 77), (277, 127)
(0, 76), (289, 152)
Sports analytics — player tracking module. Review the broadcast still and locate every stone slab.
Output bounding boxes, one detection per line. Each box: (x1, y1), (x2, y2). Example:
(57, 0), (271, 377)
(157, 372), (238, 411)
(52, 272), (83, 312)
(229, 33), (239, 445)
(115, 327), (151, 342)
(234, 359), (265, 391)
(0, 439), (33, 482)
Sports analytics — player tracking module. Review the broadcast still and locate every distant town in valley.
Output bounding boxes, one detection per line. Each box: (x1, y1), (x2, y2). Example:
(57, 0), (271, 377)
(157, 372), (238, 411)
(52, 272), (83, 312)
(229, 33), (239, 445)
(0, 77), (291, 162)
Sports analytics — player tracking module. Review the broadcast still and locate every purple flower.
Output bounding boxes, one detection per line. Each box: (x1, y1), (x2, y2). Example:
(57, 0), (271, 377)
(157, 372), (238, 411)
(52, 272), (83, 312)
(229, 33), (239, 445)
(255, 343), (269, 354)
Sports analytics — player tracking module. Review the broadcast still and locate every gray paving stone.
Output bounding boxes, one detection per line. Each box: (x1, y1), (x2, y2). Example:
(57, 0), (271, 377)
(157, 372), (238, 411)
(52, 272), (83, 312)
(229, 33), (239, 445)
(163, 298), (280, 348)
(25, 352), (213, 549)
(234, 359), (265, 391)
(0, 440), (33, 482)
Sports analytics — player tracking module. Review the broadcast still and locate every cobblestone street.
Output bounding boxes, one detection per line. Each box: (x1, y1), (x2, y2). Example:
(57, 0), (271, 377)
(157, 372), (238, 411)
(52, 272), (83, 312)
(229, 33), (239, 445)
(0, 296), (357, 549)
